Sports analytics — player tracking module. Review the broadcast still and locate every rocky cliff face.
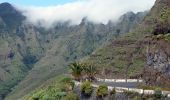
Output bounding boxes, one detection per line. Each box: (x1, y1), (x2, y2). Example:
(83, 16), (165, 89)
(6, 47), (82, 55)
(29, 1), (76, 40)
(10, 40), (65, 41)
(147, 39), (170, 76)
(143, 36), (170, 88)
(143, 0), (170, 88)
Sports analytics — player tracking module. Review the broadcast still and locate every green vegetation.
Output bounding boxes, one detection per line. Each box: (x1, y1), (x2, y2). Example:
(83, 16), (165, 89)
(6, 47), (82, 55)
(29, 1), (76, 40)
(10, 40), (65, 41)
(22, 54), (37, 68)
(21, 76), (76, 100)
(159, 7), (170, 21)
(164, 33), (170, 41)
(153, 33), (170, 42)
(138, 84), (170, 91)
(154, 88), (162, 99)
(0, 3), (146, 99)
(109, 89), (116, 99)
(82, 64), (97, 81)
(14, 0), (170, 100)
(80, 81), (93, 96)
(110, 89), (116, 95)
(29, 89), (66, 100)
(63, 92), (78, 100)
(123, 90), (167, 100)
(1, 0), (170, 99)
(96, 84), (108, 98)
(60, 77), (75, 92)
(69, 62), (97, 81)
(69, 62), (83, 81)
(139, 85), (160, 90)
(81, 0), (170, 80)
(124, 90), (140, 99)
(82, 40), (145, 78)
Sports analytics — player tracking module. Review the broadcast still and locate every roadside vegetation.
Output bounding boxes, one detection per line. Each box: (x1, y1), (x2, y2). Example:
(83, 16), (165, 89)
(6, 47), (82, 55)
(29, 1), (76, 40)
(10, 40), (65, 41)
(154, 33), (170, 42)
(69, 62), (97, 82)
(138, 84), (170, 91)
(123, 89), (168, 100)
(96, 84), (108, 98)
(80, 81), (93, 97)
(22, 76), (75, 100)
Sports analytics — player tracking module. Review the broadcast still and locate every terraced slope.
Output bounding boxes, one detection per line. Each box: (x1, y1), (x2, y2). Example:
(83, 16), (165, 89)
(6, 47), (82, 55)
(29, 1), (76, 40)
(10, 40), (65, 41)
(82, 0), (170, 88)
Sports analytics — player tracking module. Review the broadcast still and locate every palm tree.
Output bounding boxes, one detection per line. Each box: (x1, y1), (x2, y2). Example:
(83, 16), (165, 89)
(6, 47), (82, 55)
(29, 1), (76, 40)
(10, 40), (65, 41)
(83, 64), (97, 81)
(69, 62), (83, 81)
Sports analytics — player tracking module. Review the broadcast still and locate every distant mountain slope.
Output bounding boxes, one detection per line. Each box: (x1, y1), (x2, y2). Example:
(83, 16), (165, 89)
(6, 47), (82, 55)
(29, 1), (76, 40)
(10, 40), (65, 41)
(10, 0), (170, 99)
(6, 12), (146, 100)
(0, 2), (146, 100)
(81, 0), (170, 88)
(0, 3), (25, 30)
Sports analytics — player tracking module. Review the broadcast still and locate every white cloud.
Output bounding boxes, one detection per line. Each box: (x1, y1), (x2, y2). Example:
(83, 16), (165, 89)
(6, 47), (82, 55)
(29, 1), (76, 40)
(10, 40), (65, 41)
(16, 0), (156, 28)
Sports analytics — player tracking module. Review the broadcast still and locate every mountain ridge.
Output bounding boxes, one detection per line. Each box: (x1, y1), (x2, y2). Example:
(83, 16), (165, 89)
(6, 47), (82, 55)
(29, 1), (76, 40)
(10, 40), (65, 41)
(18, 0), (170, 97)
(0, 3), (25, 30)
(0, 2), (147, 100)
(16, 0), (170, 99)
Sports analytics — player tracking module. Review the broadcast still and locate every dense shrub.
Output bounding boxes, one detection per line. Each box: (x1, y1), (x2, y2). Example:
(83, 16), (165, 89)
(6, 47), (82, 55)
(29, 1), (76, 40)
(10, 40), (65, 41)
(154, 88), (162, 99)
(124, 90), (141, 99)
(164, 33), (170, 41)
(60, 77), (75, 92)
(63, 92), (78, 100)
(83, 64), (97, 81)
(32, 97), (39, 100)
(69, 62), (83, 81)
(23, 55), (37, 67)
(152, 22), (170, 35)
(96, 85), (108, 98)
(31, 87), (66, 100)
(110, 89), (116, 95)
(80, 81), (93, 97)
(141, 94), (155, 100)
(7, 51), (15, 59)
(109, 89), (116, 99)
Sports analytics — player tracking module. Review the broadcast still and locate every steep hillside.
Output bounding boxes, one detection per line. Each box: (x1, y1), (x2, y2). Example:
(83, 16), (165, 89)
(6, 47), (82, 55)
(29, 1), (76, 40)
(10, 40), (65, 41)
(11, 0), (170, 99)
(0, 2), (146, 100)
(143, 0), (170, 87)
(0, 3), (42, 100)
(6, 12), (146, 100)
(20, 75), (72, 100)
(81, 0), (170, 88)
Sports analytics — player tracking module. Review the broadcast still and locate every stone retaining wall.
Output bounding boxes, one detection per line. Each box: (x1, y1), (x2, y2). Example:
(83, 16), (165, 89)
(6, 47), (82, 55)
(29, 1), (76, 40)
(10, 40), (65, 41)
(74, 81), (170, 97)
(96, 78), (143, 83)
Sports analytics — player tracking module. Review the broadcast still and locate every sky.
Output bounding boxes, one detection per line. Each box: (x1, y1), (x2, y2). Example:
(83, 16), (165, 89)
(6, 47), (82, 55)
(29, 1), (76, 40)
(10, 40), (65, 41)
(0, 0), (77, 6)
(0, 0), (156, 28)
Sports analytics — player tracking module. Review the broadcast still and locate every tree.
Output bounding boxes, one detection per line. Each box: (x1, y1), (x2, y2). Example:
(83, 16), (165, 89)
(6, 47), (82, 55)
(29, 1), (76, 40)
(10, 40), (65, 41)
(81, 81), (93, 97)
(83, 64), (97, 81)
(96, 85), (108, 98)
(69, 62), (83, 81)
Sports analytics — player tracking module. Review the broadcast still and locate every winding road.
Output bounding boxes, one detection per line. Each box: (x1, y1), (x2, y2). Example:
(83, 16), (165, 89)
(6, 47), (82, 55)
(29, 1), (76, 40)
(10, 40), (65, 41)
(74, 79), (170, 97)
(95, 81), (139, 88)
(95, 78), (142, 88)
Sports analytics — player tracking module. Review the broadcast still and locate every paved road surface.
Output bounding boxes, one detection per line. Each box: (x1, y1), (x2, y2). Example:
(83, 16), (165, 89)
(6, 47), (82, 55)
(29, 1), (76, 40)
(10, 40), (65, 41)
(95, 81), (140, 88)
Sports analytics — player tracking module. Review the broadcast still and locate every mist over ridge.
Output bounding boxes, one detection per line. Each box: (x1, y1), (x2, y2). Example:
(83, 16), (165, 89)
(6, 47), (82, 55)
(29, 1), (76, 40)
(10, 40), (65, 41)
(12, 0), (156, 28)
